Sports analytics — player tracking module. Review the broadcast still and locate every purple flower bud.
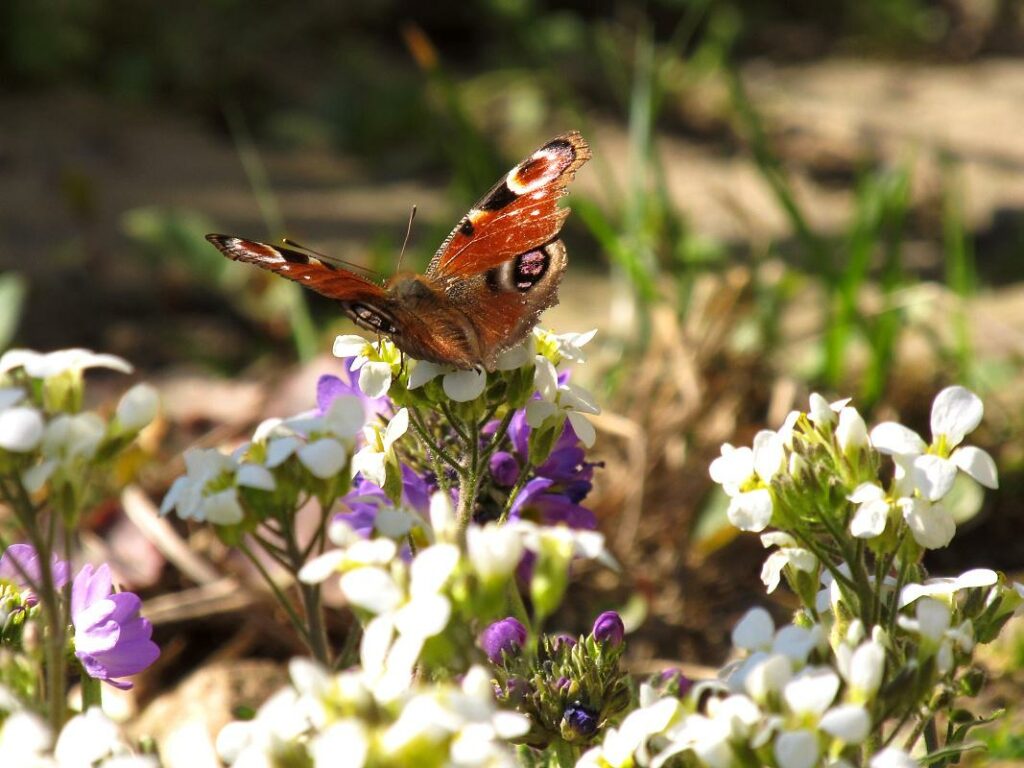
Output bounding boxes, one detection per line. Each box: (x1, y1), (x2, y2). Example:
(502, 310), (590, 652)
(592, 611), (625, 646)
(562, 703), (599, 739)
(659, 667), (694, 697)
(0, 544), (70, 605)
(480, 617), (528, 664)
(489, 451), (520, 487)
(551, 633), (577, 651)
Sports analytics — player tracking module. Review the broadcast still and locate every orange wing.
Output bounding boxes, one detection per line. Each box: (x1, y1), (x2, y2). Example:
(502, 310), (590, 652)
(206, 235), (387, 302)
(426, 132), (590, 282)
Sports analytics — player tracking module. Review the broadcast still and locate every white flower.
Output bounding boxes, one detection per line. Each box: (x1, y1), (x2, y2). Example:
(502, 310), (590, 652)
(584, 697), (680, 768)
(899, 568), (998, 608)
(0, 348), (132, 379)
(0, 405), (44, 452)
(115, 383), (159, 432)
(332, 334), (371, 359)
(744, 654), (793, 703)
(0, 710), (52, 762)
(160, 447), (238, 521)
(848, 483), (891, 539)
(760, 533), (817, 593)
(0, 387), (25, 410)
(897, 597), (951, 644)
(807, 393), (850, 426)
(298, 438), (347, 478)
(310, 721), (368, 768)
(710, 430), (784, 533)
(526, 355), (599, 447)
(870, 386), (997, 499)
(351, 408), (408, 487)
(838, 638), (885, 700)
(536, 327), (597, 363)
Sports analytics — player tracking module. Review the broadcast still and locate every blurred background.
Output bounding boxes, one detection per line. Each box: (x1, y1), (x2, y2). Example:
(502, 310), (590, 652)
(3, 0), (1024, 754)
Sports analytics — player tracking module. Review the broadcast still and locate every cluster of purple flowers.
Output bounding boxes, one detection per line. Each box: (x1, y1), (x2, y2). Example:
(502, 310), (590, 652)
(487, 409), (599, 530)
(0, 544), (159, 690)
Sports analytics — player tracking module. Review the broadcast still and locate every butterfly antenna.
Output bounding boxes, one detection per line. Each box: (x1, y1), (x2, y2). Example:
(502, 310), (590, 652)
(396, 205), (418, 273)
(281, 238), (379, 279)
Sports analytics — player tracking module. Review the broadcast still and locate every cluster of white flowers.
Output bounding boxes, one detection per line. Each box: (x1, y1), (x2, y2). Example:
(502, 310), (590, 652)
(161, 394), (367, 525)
(218, 659), (528, 768)
(0, 348), (159, 494)
(333, 327), (601, 444)
(710, 387), (998, 550)
(0, 702), (156, 767)
(298, 492), (612, 702)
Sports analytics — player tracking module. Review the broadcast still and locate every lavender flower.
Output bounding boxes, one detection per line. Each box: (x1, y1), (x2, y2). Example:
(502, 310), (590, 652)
(480, 617), (528, 664)
(657, 667), (694, 697)
(71, 563), (160, 690)
(0, 544), (70, 602)
(592, 611), (625, 646)
(488, 409), (599, 530)
(335, 463), (433, 536)
(317, 357), (390, 424)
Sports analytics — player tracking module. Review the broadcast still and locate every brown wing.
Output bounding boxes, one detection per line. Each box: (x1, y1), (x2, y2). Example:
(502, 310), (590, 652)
(206, 235), (388, 302)
(426, 132), (590, 282)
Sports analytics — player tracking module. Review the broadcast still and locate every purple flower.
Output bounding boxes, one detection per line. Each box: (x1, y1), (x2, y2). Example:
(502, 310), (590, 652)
(71, 563), (160, 690)
(0, 544), (70, 603)
(335, 463), (433, 536)
(509, 477), (597, 530)
(592, 611), (625, 646)
(551, 633), (577, 651)
(480, 617), (528, 664)
(562, 703), (599, 739)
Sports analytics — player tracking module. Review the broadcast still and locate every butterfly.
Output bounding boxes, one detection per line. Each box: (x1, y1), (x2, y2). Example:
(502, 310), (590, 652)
(206, 131), (591, 370)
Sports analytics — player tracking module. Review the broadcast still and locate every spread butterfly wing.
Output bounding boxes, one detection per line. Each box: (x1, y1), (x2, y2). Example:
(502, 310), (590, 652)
(206, 235), (387, 303)
(426, 132), (591, 281)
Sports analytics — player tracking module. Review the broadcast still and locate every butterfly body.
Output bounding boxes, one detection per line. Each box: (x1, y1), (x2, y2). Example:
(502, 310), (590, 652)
(207, 132), (590, 370)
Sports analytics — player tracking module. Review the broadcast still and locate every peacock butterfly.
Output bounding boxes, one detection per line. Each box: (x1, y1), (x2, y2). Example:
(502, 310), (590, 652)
(206, 131), (591, 370)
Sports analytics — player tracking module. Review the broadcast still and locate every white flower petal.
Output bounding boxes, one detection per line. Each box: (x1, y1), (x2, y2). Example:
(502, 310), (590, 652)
(727, 489), (773, 532)
(298, 550), (346, 584)
(731, 607), (774, 651)
(410, 544), (460, 598)
(709, 444), (754, 488)
(910, 454), (958, 501)
(870, 748), (919, 768)
(820, 704), (870, 744)
(846, 640), (885, 696)
(900, 497), (956, 549)
(494, 339), (534, 370)
(323, 396), (367, 438)
(236, 463), (276, 491)
(351, 448), (386, 487)
(808, 393), (835, 425)
(533, 356), (559, 401)
(407, 360), (445, 390)
(358, 361), (392, 399)
(333, 335), (370, 358)
(850, 498), (890, 539)
(567, 411), (596, 448)
(0, 387), (25, 411)
(931, 386), (982, 447)
(773, 729), (819, 768)
(0, 406), (44, 452)
(836, 407), (868, 451)
(394, 593), (451, 639)
(524, 398), (556, 428)
(375, 507), (415, 538)
(848, 482), (884, 503)
(22, 460), (57, 493)
(752, 430), (784, 481)
(951, 446), (998, 489)
(783, 668), (839, 717)
(340, 567), (403, 614)
(383, 408), (408, 449)
(773, 625), (817, 664)
(201, 488), (244, 525)
(298, 438), (347, 478)
(443, 369), (486, 402)
(266, 436), (300, 467)
(869, 422), (927, 456)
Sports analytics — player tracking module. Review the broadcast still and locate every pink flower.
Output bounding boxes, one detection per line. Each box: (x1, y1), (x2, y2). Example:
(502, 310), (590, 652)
(71, 564), (159, 690)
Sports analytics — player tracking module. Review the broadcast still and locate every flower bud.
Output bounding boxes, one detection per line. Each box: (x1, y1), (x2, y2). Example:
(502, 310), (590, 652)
(115, 383), (159, 432)
(836, 407), (868, 453)
(0, 407), (44, 452)
(592, 611), (625, 646)
(480, 617), (528, 664)
(561, 703), (599, 742)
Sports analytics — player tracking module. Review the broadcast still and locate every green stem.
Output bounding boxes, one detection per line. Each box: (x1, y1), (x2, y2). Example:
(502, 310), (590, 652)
(550, 738), (578, 768)
(238, 539), (312, 648)
(80, 673), (102, 711)
(408, 407), (464, 477)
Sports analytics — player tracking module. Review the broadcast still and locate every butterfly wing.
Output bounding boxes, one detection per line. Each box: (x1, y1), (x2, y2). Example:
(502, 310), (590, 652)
(426, 132), (590, 281)
(205, 234), (406, 337)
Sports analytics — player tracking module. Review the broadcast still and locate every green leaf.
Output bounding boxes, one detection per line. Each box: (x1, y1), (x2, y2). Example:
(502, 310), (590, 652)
(0, 273), (27, 351)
